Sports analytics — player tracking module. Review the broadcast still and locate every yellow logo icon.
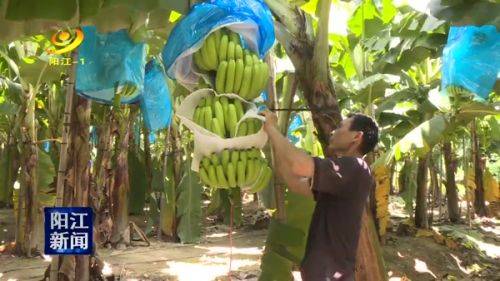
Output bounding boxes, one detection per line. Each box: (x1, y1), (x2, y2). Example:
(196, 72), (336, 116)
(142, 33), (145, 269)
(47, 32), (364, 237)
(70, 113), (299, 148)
(47, 28), (84, 55)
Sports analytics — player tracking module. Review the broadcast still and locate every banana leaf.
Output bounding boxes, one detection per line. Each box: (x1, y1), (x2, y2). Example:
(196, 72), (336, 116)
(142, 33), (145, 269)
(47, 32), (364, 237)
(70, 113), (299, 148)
(176, 160), (202, 243)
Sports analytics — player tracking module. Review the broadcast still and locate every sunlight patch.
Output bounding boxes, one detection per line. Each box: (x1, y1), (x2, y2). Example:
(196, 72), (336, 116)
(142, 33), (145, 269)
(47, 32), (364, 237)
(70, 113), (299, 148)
(205, 232), (228, 238)
(102, 261), (113, 276)
(195, 246), (262, 256)
(414, 258), (437, 279)
(163, 258), (258, 281)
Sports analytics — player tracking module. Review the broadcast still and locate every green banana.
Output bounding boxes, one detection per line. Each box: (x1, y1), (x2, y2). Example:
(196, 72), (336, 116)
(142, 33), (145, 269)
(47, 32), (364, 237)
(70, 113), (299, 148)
(233, 99), (245, 121)
(219, 34), (229, 62)
(245, 159), (256, 186)
(246, 119), (255, 135)
(208, 164), (219, 188)
(194, 51), (209, 71)
(226, 163), (237, 188)
(249, 63), (262, 99)
(200, 43), (212, 70)
(227, 41), (235, 60)
(227, 104), (238, 137)
(250, 166), (272, 193)
(205, 95), (213, 107)
(252, 54), (260, 65)
(229, 32), (240, 45)
(247, 148), (255, 159)
(199, 167), (212, 187)
(240, 149), (248, 166)
(225, 59), (236, 93)
(204, 106), (212, 131)
(202, 156), (211, 170)
(211, 117), (224, 137)
(234, 59), (244, 93)
(244, 54), (253, 66)
(254, 119), (262, 132)
(253, 148), (262, 159)
(221, 149), (230, 171)
(235, 45), (243, 60)
(239, 65), (253, 99)
(236, 121), (247, 137)
(216, 165), (229, 188)
(199, 97), (207, 107)
(259, 62), (269, 92)
(237, 160), (246, 187)
(216, 61), (228, 93)
(214, 30), (222, 51)
(214, 100), (225, 135)
(206, 35), (218, 69)
(210, 153), (219, 166)
(212, 96), (219, 115)
(249, 160), (265, 187)
(220, 97), (229, 117)
(193, 107), (201, 125)
(230, 150), (239, 169)
(198, 106), (206, 128)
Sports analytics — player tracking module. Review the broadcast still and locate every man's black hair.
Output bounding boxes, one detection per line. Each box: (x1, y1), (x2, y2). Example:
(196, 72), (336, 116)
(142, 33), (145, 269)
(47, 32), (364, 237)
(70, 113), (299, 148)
(347, 113), (379, 155)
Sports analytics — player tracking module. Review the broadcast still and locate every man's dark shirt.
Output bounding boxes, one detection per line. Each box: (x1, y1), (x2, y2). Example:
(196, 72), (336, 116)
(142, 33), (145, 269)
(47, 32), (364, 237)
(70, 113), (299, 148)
(300, 156), (375, 281)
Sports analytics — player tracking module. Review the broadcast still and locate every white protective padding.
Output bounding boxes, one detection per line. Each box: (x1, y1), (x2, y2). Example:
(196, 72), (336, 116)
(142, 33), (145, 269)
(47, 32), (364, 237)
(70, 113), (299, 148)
(176, 88), (268, 172)
(169, 21), (261, 90)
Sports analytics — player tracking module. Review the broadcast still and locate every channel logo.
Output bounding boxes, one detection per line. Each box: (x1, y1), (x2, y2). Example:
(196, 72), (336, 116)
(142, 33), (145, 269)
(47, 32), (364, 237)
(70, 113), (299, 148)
(46, 28), (84, 55)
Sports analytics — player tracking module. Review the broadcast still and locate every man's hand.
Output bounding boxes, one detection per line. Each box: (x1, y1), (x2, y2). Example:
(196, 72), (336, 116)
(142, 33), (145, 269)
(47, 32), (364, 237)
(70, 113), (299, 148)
(259, 110), (278, 133)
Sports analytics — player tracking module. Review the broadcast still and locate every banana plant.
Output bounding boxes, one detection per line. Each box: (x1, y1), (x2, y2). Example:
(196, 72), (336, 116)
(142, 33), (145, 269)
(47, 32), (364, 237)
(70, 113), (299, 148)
(0, 36), (67, 256)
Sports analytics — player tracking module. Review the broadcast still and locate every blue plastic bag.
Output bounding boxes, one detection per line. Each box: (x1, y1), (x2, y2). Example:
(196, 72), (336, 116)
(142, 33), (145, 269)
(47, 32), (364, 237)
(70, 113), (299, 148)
(76, 26), (147, 104)
(161, 0), (275, 88)
(442, 25), (499, 100)
(287, 114), (302, 144)
(139, 60), (173, 132)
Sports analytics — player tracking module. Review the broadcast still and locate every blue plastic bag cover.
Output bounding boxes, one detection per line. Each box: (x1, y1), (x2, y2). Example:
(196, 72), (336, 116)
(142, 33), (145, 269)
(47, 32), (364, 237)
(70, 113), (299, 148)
(287, 114), (302, 144)
(139, 59), (173, 132)
(442, 25), (500, 100)
(76, 26), (147, 104)
(161, 0), (275, 88)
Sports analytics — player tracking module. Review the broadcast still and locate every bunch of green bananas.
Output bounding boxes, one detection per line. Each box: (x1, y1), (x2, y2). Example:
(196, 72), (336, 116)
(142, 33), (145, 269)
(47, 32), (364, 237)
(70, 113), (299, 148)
(199, 148), (272, 193)
(118, 83), (137, 98)
(447, 85), (471, 96)
(193, 95), (262, 138)
(193, 28), (269, 100)
(216, 50), (269, 100)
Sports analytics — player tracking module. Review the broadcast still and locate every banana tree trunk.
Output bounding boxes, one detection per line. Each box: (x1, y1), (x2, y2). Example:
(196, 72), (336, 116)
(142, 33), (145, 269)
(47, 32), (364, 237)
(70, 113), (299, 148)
(110, 105), (133, 248)
(15, 84), (40, 257)
(160, 127), (177, 240)
(429, 156), (439, 225)
(265, 54), (287, 221)
(91, 106), (114, 246)
(398, 160), (409, 194)
(471, 120), (488, 217)
(0, 133), (19, 207)
(50, 60), (76, 281)
(442, 142), (460, 222)
(58, 96), (92, 281)
(415, 155), (429, 228)
(389, 161), (395, 195)
(143, 124), (153, 199)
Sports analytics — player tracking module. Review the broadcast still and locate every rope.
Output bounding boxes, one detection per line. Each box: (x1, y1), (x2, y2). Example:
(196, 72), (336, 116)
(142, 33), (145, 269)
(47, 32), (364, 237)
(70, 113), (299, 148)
(228, 201), (234, 280)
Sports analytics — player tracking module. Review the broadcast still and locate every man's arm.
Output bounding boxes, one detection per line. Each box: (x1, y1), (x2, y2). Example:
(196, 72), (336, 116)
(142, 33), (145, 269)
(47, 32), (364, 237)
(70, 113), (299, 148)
(260, 111), (315, 196)
(273, 143), (313, 197)
(262, 111), (314, 178)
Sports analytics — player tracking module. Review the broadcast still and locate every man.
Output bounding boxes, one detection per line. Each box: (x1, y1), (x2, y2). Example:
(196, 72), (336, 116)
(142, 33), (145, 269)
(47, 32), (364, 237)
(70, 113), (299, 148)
(260, 110), (379, 281)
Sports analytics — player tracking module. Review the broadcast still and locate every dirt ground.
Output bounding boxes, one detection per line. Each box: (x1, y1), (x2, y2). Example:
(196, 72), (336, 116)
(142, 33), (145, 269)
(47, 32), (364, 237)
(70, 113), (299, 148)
(1, 199), (499, 281)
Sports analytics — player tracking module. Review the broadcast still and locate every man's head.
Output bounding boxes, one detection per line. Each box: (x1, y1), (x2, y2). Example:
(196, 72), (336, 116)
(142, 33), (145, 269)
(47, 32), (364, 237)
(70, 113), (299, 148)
(328, 113), (379, 156)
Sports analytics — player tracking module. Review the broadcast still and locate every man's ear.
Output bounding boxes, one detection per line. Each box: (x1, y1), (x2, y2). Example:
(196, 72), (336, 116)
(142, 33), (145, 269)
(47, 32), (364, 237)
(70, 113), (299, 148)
(354, 131), (364, 144)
